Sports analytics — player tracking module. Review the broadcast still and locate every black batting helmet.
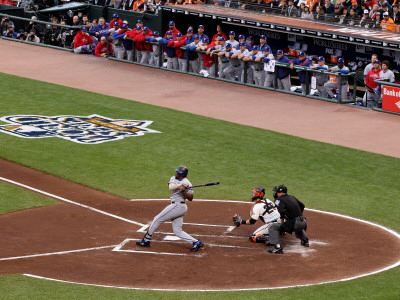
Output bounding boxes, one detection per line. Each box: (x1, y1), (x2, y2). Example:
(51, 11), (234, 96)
(251, 187), (265, 201)
(175, 165), (188, 177)
(272, 185), (287, 199)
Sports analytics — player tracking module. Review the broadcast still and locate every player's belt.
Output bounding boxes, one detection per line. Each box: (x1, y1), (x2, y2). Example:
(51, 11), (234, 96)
(172, 201), (185, 204)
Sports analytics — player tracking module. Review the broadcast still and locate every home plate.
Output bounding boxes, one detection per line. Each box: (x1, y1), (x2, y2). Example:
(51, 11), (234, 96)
(163, 235), (181, 241)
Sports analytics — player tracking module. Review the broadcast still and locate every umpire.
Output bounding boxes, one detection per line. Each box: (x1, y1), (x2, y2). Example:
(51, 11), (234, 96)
(267, 185), (309, 254)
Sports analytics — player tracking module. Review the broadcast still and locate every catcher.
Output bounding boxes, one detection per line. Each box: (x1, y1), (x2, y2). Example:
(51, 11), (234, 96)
(232, 187), (281, 243)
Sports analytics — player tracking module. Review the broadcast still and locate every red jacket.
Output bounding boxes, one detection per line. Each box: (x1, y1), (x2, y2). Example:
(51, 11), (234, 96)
(164, 27), (181, 37)
(212, 32), (227, 41)
(95, 42), (113, 57)
(109, 18), (123, 29)
(128, 28), (141, 40)
(168, 37), (186, 58)
(365, 68), (382, 92)
(73, 31), (94, 48)
(203, 44), (216, 67)
(134, 30), (154, 51)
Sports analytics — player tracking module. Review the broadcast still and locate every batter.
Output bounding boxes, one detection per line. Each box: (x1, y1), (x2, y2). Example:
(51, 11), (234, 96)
(136, 166), (204, 252)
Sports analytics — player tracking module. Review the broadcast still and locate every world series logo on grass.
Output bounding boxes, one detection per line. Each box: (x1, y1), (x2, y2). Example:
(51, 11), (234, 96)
(0, 114), (160, 144)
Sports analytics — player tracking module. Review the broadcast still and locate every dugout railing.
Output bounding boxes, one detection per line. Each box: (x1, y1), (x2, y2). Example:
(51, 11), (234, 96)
(1, 12), (390, 112)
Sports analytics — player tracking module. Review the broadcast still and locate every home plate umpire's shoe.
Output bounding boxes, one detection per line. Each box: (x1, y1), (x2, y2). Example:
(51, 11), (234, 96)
(301, 239), (310, 247)
(136, 239), (151, 247)
(190, 240), (204, 252)
(268, 245), (283, 254)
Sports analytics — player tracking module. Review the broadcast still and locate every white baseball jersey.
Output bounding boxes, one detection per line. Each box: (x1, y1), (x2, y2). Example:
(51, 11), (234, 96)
(379, 69), (395, 82)
(169, 176), (193, 203)
(250, 199), (281, 224)
(227, 39), (239, 49)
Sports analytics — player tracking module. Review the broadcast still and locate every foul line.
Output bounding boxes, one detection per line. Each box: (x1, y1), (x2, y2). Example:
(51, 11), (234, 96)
(0, 176), (145, 227)
(0, 245), (116, 261)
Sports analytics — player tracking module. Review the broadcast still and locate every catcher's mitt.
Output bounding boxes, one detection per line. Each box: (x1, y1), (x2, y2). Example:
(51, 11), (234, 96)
(232, 214), (242, 227)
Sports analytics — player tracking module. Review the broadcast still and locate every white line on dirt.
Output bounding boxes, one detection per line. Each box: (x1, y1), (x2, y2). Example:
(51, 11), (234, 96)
(0, 245), (116, 261)
(0, 176), (145, 227)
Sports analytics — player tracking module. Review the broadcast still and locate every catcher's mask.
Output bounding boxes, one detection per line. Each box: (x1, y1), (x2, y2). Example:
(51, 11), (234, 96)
(251, 187), (265, 201)
(175, 165), (188, 177)
(272, 185), (287, 199)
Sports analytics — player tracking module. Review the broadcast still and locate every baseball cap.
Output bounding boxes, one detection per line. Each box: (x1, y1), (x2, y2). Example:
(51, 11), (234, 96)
(239, 42), (246, 46)
(198, 24), (204, 29)
(167, 30), (173, 35)
(112, 13), (119, 18)
(238, 34), (245, 39)
(153, 31), (159, 36)
(202, 37), (209, 43)
(137, 20), (143, 24)
(363, 9), (369, 14)
(252, 45), (259, 50)
(114, 21), (120, 27)
(187, 28), (193, 33)
(136, 25), (142, 30)
(169, 21), (175, 26)
(193, 34), (199, 39)
(376, 12), (381, 15)
(260, 34), (266, 39)
(318, 56), (325, 61)
(299, 51), (306, 56)
(81, 26), (87, 31)
(277, 49), (283, 55)
(121, 24), (128, 29)
(219, 37), (226, 41)
(143, 26), (149, 31)
(374, 60), (381, 64)
(338, 58), (344, 63)
(176, 32), (183, 37)
(263, 48), (270, 52)
(383, 12), (389, 16)
(226, 43), (232, 48)
(229, 31), (235, 35)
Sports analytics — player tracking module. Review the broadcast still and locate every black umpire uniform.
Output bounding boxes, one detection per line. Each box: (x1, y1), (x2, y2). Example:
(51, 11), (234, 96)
(267, 185), (309, 254)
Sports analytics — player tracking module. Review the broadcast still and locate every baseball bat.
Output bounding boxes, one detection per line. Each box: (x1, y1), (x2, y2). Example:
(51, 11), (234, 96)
(191, 181), (220, 188)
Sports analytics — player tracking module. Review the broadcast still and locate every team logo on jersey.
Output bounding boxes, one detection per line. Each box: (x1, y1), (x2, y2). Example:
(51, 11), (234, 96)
(0, 114), (160, 144)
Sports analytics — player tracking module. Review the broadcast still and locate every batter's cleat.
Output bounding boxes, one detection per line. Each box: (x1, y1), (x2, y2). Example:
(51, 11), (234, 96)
(190, 240), (204, 252)
(268, 246), (283, 254)
(301, 239), (310, 247)
(136, 239), (151, 247)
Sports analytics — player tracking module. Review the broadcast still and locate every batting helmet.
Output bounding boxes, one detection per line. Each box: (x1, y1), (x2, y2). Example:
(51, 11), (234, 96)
(251, 187), (265, 201)
(175, 165), (188, 177)
(272, 185), (287, 199)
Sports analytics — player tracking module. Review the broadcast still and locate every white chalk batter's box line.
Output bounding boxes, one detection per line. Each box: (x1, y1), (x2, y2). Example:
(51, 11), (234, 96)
(137, 223), (236, 234)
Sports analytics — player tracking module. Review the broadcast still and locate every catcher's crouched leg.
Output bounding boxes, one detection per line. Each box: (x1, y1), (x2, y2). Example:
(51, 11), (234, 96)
(249, 234), (270, 243)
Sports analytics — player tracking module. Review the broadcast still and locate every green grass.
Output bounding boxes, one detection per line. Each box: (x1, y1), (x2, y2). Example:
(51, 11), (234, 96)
(0, 180), (57, 214)
(0, 73), (399, 299)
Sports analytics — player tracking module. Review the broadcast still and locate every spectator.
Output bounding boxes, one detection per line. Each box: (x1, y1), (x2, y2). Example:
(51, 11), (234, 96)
(285, 0), (299, 17)
(3, 25), (17, 38)
(301, 5), (314, 19)
(1, 17), (14, 36)
(322, 0), (335, 14)
(310, 56), (329, 98)
(347, 8), (361, 25)
(17, 29), (27, 41)
(379, 3), (392, 15)
(359, 9), (373, 27)
(275, 50), (291, 91)
(380, 11), (399, 31)
(92, 0), (106, 5)
(25, 29), (40, 43)
(365, 0), (378, 10)
(324, 58), (350, 100)
(120, 0), (133, 10)
(338, 7), (350, 24)
(370, 4), (380, 19)
(73, 26), (95, 54)
(371, 12), (382, 29)
(95, 36), (113, 57)
(212, 25), (227, 42)
(147, 0), (164, 13)
(364, 60), (382, 107)
(290, 51), (313, 95)
(315, 5), (326, 20)
(175, 0), (184, 4)
(278, 0), (287, 15)
(26, 17), (44, 39)
(392, 4), (400, 24)
(132, 0), (146, 11)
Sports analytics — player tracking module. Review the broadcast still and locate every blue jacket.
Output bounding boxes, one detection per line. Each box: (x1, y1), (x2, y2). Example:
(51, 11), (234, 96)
(184, 35), (198, 60)
(276, 55), (291, 80)
(91, 24), (109, 40)
(159, 36), (176, 58)
(290, 57), (312, 83)
(112, 30), (132, 50)
(259, 42), (271, 53)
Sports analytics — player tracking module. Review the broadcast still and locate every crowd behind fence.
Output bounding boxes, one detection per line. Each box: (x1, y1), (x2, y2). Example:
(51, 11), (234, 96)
(0, 11), (398, 112)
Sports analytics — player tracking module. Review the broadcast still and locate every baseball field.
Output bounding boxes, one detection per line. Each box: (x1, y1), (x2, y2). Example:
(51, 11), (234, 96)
(0, 59), (399, 298)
